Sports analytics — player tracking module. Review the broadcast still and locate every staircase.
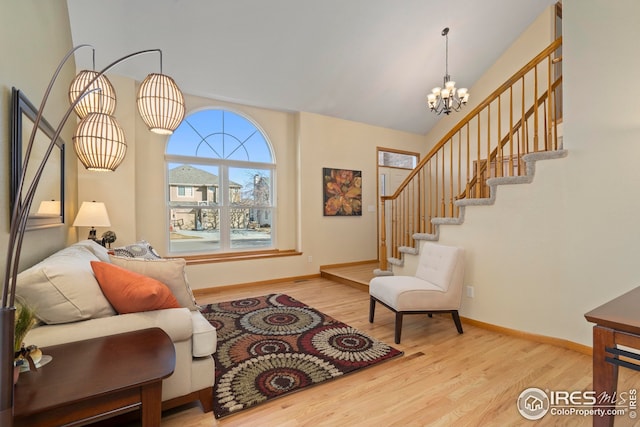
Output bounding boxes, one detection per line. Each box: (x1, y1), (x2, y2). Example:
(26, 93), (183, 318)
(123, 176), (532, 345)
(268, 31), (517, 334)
(378, 37), (564, 273)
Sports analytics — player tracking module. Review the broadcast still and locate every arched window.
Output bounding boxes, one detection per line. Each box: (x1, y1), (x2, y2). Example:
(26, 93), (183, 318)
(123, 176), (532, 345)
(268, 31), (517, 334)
(166, 109), (275, 254)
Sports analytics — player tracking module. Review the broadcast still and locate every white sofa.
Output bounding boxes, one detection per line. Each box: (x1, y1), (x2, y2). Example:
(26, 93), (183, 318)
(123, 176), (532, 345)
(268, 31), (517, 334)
(16, 240), (217, 412)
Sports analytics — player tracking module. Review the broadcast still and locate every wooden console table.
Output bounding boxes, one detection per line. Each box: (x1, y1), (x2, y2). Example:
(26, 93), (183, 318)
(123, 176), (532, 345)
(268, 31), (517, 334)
(14, 327), (175, 427)
(585, 286), (640, 427)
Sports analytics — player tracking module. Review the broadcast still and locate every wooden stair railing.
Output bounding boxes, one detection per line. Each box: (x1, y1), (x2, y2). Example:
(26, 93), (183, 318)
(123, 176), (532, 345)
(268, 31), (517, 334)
(379, 37), (563, 270)
(462, 75), (562, 199)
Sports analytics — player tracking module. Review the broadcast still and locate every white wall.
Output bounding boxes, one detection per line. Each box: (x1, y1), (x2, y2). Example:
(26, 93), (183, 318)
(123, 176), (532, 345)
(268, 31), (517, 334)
(187, 111), (424, 287)
(76, 75), (137, 245)
(0, 1), (77, 279)
(397, 0), (640, 347)
(560, 0), (640, 344)
(298, 112), (424, 265)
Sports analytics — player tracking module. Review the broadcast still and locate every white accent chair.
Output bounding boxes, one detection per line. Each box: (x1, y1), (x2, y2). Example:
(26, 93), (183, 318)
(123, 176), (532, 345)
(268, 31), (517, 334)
(369, 243), (465, 344)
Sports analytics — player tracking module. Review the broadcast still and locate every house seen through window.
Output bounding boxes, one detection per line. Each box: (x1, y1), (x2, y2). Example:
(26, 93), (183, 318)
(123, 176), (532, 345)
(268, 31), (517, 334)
(166, 109), (275, 254)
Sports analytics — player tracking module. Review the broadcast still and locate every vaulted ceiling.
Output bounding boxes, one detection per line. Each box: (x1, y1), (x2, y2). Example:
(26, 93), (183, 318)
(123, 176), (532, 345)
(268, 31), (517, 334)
(66, 0), (557, 135)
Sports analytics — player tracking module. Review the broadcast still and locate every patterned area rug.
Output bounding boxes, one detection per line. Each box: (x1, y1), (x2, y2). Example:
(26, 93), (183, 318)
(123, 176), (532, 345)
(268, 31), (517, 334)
(200, 293), (403, 419)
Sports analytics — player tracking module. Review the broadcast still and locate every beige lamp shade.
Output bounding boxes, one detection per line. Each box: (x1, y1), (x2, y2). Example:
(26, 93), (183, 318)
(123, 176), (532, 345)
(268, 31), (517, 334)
(136, 73), (185, 135)
(73, 112), (127, 171)
(73, 201), (111, 227)
(36, 200), (61, 216)
(68, 70), (117, 118)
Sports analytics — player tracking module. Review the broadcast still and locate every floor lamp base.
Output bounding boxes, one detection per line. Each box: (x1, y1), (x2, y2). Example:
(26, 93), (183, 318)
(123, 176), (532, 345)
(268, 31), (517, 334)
(0, 307), (15, 427)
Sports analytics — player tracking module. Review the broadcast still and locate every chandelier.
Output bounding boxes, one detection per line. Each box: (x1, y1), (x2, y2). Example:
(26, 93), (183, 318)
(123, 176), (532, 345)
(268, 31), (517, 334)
(427, 27), (469, 115)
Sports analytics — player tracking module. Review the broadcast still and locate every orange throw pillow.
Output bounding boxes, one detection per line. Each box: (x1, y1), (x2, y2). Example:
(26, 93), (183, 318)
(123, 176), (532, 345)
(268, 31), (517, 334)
(91, 261), (180, 314)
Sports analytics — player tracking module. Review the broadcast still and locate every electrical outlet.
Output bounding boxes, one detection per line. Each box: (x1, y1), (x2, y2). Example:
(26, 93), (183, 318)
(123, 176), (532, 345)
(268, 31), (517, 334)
(466, 286), (475, 298)
(308, 256), (313, 263)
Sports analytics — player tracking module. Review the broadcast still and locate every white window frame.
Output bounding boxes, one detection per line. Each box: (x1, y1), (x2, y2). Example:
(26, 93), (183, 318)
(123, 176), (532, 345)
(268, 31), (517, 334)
(165, 109), (276, 255)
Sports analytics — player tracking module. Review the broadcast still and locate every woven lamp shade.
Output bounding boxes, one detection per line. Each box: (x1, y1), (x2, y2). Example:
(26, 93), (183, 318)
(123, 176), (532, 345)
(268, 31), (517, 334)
(73, 113), (127, 171)
(68, 70), (117, 118)
(137, 73), (185, 135)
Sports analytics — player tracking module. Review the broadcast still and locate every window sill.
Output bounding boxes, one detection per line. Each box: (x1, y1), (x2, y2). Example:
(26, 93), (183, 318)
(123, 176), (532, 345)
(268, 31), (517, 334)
(168, 249), (302, 265)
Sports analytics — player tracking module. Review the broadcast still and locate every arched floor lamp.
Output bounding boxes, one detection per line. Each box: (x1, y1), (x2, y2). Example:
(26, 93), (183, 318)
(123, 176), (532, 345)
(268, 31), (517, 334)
(0, 45), (185, 426)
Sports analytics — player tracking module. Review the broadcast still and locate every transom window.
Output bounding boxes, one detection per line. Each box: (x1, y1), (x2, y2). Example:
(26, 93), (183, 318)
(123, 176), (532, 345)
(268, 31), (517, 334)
(378, 149), (418, 169)
(166, 109), (275, 254)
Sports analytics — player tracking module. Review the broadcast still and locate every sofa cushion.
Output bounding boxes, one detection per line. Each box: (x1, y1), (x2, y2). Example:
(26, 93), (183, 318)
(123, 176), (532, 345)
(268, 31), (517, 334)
(26, 307), (194, 347)
(191, 310), (217, 357)
(73, 239), (112, 262)
(109, 256), (199, 310)
(16, 244), (116, 324)
(370, 276), (446, 311)
(91, 261), (180, 314)
(111, 239), (161, 259)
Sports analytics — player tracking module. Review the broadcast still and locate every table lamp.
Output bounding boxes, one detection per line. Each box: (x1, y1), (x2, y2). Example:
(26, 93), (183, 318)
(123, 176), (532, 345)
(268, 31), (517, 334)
(72, 201), (111, 241)
(36, 200), (61, 216)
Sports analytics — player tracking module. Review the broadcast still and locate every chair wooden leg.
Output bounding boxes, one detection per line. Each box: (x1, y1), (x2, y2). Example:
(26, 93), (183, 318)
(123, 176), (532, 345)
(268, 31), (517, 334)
(452, 311), (463, 334)
(395, 312), (403, 344)
(369, 297), (376, 323)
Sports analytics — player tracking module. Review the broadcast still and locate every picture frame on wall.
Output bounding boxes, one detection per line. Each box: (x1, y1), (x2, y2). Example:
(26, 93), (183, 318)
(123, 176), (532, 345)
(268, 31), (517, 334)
(322, 168), (362, 216)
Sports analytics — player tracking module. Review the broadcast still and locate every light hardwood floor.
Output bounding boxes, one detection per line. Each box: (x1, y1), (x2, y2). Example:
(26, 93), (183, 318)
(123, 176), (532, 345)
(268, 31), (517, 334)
(158, 276), (640, 427)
